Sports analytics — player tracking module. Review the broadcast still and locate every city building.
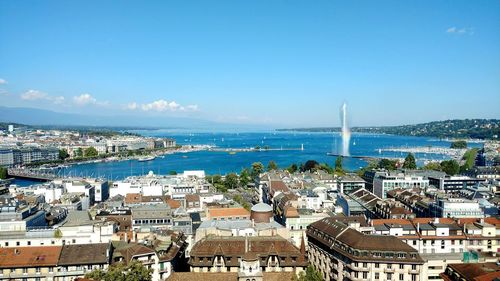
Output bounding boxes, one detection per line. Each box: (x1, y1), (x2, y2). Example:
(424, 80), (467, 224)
(188, 236), (307, 274)
(440, 262), (500, 281)
(206, 207), (250, 221)
(428, 176), (487, 193)
(373, 172), (429, 199)
(337, 174), (366, 194)
(431, 198), (484, 218)
(307, 218), (426, 281)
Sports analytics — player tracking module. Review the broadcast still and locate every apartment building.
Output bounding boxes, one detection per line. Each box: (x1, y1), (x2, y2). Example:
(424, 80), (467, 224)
(307, 218), (426, 281)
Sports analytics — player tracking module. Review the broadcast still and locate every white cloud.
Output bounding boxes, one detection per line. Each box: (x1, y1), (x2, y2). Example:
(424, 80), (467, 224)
(21, 89), (67, 104)
(0, 78), (7, 85)
(72, 93), (108, 106)
(126, 102), (138, 110)
(126, 99), (199, 113)
(20, 90), (66, 104)
(73, 93), (97, 105)
(141, 99), (180, 111)
(21, 89), (48, 100)
(52, 96), (65, 104)
(446, 26), (474, 35)
(183, 104), (199, 111)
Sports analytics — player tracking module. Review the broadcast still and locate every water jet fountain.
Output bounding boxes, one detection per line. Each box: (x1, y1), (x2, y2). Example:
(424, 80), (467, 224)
(340, 102), (351, 156)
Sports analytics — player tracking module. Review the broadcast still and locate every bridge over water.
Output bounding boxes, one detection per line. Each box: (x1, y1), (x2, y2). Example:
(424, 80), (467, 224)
(7, 168), (58, 181)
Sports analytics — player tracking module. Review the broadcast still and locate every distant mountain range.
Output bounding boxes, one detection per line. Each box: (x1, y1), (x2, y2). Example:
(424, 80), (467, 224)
(277, 119), (500, 139)
(1, 107), (498, 139)
(0, 106), (266, 131)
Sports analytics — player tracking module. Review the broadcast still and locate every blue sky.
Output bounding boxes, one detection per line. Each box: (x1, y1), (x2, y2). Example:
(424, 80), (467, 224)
(0, 0), (499, 127)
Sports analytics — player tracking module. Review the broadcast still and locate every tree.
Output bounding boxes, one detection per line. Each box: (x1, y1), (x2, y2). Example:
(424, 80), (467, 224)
(335, 157), (344, 174)
(124, 261), (153, 281)
(378, 158), (397, 170)
(58, 149), (70, 160)
(423, 161), (442, 171)
(450, 140), (467, 149)
(294, 265), (324, 281)
(267, 160), (278, 171)
(239, 168), (251, 187)
(0, 167), (7, 179)
(84, 147), (99, 157)
(317, 163), (333, 174)
(403, 153), (417, 169)
(302, 160), (319, 172)
(251, 162), (264, 180)
(460, 148), (479, 173)
(440, 160), (460, 176)
(74, 147), (83, 157)
(286, 163), (298, 174)
(85, 261), (152, 281)
(207, 174), (226, 192)
(224, 173), (239, 190)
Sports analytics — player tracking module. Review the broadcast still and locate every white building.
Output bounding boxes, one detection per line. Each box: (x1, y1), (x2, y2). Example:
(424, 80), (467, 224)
(432, 198), (484, 218)
(110, 171), (208, 198)
(373, 173), (429, 198)
(0, 211), (115, 248)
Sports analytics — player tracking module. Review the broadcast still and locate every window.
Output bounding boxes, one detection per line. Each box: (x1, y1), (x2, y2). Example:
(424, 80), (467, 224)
(399, 264), (404, 269)
(375, 263), (380, 268)
(411, 274), (417, 281)
(16, 241), (20, 246)
(375, 273), (380, 279)
(399, 274), (404, 280)
(36, 267), (41, 273)
(411, 265), (417, 270)
(387, 273), (393, 280)
(22, 268), (28, 274)
(363, 272), (367, 279)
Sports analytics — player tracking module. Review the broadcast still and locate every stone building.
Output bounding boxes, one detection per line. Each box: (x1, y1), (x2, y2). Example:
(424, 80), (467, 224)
(188, 236), (307, 274)
(307, 217), (426, 281)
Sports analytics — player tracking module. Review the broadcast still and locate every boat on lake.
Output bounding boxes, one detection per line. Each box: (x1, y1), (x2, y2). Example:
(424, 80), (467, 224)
(138, 156), (155, 162)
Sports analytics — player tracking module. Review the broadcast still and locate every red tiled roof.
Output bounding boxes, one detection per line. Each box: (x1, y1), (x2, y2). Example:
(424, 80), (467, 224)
(207, 207), (250, 218)
(166, 199), (182, 209)
(125, 193), (142, 204)
(0, 246), (62, 268)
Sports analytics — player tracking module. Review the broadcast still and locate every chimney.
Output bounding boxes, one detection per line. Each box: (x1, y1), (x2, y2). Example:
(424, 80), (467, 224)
(245, 235), (248, 253)
(300, 235), (306, 255)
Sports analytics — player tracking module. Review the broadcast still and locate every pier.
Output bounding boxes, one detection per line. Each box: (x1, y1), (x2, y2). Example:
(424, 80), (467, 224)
(208, 146), (304, 153)
(326, 153), (403, 161)
(7, 168), (58, 181)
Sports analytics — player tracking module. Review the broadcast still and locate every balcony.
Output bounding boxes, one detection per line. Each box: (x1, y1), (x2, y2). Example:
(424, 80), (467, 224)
(384, 267), (395, 273)
(347, 263), (370, 272)
(408, 268), (419, 274)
